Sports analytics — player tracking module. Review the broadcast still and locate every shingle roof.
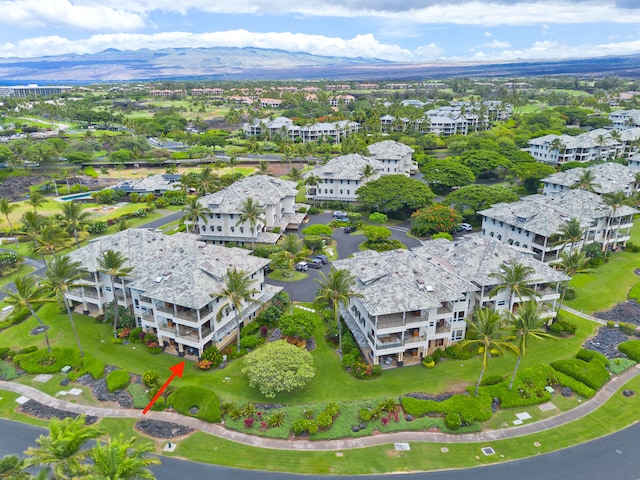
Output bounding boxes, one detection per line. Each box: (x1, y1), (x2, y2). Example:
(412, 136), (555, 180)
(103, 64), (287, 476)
(367, 140), (414, 160)
(542, 163), (636, 194)
(304, 154), (383, 180)
(199, 176), (297, 213)
(67, 229), (269, 309)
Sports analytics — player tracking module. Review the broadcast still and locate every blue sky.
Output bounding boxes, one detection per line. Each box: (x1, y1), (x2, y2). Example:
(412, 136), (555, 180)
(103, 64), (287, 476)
(1, 0), (640, 62)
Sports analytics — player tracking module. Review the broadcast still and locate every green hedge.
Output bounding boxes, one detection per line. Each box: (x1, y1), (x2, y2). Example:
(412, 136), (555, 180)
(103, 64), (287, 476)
(106, 370), (131, 392)
(576, 348), (610, 367)
(80, 357), (106, 380)
(618, 340), (640, 362)
(550, 358), (610, 390)
(401, 392), (492, 424)
(168, 386), (221, 423)
(14, 348), (82, 374)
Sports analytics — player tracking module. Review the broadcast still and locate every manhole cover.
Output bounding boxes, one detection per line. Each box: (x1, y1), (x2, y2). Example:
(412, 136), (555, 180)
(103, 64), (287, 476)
(481, 447), (495, 456)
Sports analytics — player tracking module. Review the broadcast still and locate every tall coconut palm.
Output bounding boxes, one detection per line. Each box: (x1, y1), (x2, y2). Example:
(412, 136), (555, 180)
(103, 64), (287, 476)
(602, 191), (627, 253)
(553, 249), (592, 312)
(86, 434), (160, 480)
(97, 250), (133, 339)
(0, 197), (17, 244)
(60, 201), (91, 248)
(288, 166), (302, 182)
(42, 254), (88, 358)
(21, 210), (47, 249)
(197, 165), (219, 195)
(27, 191), (46, 212)
(554, 217), (587, 252)
(212, 268), (260, 352)
(25, 416), (103, 479)
(269, 234), (310, 314)
(237, 197), (265, 252)
(257, 159), (271, 175)
(505, 301), (553, 389)
(489, 261), (539, 312)
(314, 267), (362, 357)
(32, 225), (69, 261)
(571, 169), (601, 193)
(304, 173), (320, 206)
(361, 163), (376, 182)
(457, 307), (519, 396)
(181, 198), (211, 234)
(2, 274), (54, 353)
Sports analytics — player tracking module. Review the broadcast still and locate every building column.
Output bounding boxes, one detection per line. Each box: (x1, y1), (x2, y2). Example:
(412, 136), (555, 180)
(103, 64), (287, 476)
(397, 352), (404, 367)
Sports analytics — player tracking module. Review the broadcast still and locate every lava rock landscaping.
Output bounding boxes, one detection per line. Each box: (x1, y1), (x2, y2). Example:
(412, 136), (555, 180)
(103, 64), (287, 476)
(583, 326), (631, 359)
(75, 366), (133, 408)
(135, 419), (194, 439)
(595, 301), (640, 326)
(19, 400), (97, 424)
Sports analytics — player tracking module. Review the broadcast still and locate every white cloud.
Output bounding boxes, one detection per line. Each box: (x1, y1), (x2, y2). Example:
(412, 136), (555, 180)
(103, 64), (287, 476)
(484, 31), (493, 38)
(0, 0), (145, 31)
(471, 38), (640, 60)
(0, 30), (414, 60)
(414, 43), (445, 59)
(482, 40), (511, 48)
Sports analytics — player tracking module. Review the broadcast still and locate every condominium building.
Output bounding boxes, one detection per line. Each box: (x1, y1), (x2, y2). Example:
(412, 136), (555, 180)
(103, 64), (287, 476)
(366, 140), (418, 176)
(542, 163), (638, 196)
(65, 229), (279, 356)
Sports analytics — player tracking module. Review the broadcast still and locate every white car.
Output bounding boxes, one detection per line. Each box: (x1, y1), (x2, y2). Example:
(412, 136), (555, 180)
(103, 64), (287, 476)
(295, 261), (308, 272)
(459, 223), (473, 232)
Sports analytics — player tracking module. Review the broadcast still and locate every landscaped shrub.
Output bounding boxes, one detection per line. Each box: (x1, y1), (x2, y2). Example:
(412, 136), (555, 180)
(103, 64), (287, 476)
(444, 344), (476, 360)
(239, 335), (262, 349)
(106, 369), (131, 392)
(267, 411), (285, 428)
(576, 348), (610, 367)
(618, 322), (638, 336)
(307, 206), (322, 215)
(201, 345), (223, 367)
(401, 392), (492, 424)
(17, 346), (37, 355)
(422, 356), (435, 368)
(607, 320), (616, 328)
(618, 340), (640, 362)
(168, 386), (221, 423)
(241, 321), (261, 335)
(86, 221), (108, 234)
(128, 327), (143, 343)
(480, 374), (504, 386)
(79, 357), (105, 380)
(609, 357), (637, 375)
(550, 358), (609, 390)
(256, 305), (282, 325)
(14, 348), (81, 374)
(143, 370), (160, 388)
(445, 412), (462, 431)
(0, 347), (9, 359)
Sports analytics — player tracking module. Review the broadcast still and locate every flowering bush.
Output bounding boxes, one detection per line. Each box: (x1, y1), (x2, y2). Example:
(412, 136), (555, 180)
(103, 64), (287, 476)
(118, 328), (130, 339)
(195, 359), (213, 370)
(244, 417), (255, 428)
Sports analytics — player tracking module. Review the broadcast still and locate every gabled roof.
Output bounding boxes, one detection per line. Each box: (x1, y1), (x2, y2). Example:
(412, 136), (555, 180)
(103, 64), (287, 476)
(67, 229), (269, 309)
(333, 249), (478, 316)
(419, 237), (570, 287)
(200, 176), (297, 213)
(304, 154), (383, 181)
(542, 162), (636, 194)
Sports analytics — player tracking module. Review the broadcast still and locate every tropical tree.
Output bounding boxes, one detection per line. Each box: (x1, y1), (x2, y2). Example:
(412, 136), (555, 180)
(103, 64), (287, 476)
(457, 307), (519, 396)
(602, 191), (627, 253)
(269, 234), (310, 313)
(0, 197), (17, 244)
(21, 210), (47, 248)
(97, 250), (133, 338)
(60, 201), (91, 248)
(554, 217), (587, 252)
(27, 191), (46, 212)
(2, 274), (54, 353)
(25, 416), (103, 479)
(181, 198), (211, 234)
(571, 169), (601, 193)
(42, 254), (88, 357)
(86, 434), (160, 480)
(361, 163), (376, 182)
(314, 267), (362, 357)
(489, 261), (538, 312)
(304, 173), (320, 205)
(288, 166), (302, 182)
(553, 249), (592, 311)
(505, 301), (553, 389)
(237, 197), (265, 252)
(32, 225), (69, 260)
(257, 159), (270, 175)
(114, 219), (131, 232)
(212, 268), (260, 352)
(196, 165), (219, 194)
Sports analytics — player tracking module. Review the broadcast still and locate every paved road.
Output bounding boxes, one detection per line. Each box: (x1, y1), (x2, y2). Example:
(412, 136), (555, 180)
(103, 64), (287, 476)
(0, 249), (46, 302)
(2, 418), (640, 480)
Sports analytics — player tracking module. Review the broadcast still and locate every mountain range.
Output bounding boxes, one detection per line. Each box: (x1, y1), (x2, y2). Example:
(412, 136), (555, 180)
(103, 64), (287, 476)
(0, 47), (639, 82)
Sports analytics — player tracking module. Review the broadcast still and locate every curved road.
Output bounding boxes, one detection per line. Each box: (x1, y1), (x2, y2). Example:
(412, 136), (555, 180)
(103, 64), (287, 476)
(2, 418), (639, 480)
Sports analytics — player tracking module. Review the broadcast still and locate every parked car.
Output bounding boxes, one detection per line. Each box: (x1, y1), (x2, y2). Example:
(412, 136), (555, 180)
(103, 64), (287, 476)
(333, 210), (347, 219)
(458, 223), (473, 232)
(308, 258), (323, 269)
(313, 254), (329, 264)
(344, 225), (357, 234)
(295, 261), (308, 272)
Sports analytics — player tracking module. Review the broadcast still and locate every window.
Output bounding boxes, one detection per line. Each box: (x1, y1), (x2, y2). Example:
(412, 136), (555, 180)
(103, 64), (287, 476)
(230, 227), (235, 232)
(452, 330), (464, 340)
(216, 213), (221, 219)
(497, 300), (506, 306)
(217, 226), (222, 231)
(240, 227), (244, 233)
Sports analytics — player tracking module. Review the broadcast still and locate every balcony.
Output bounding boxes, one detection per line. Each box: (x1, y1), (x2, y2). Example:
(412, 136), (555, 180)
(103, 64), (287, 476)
(376, 313), (405, 330)
(139, 296), (152, 304)
(156, 304), (175, 316)
(69, 288), (100, 300)
(175, 327), (200, 342)
(174, 308), (199, 323)
(374, 334), (403, 350)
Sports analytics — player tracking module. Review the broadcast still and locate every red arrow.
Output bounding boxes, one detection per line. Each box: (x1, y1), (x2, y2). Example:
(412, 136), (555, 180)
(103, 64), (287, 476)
(143, 361), (185, 415)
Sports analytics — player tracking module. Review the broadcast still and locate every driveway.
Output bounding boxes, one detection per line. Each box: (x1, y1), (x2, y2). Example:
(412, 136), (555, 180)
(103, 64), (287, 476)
(265, 211), (423, 303)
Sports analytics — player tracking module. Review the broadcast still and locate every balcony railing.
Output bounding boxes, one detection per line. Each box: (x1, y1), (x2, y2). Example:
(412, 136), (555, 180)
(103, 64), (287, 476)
(174, 308), (199, 323)
(156, 304), (174, 315)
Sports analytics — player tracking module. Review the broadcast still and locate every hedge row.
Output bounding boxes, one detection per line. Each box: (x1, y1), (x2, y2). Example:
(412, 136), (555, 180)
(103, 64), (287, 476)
(618, 340), (640, 362)
(550, 358), (610, 390)
(401, 392), (492, 424)
(576, 348), (610, 367)
(168, 386), (221, 423)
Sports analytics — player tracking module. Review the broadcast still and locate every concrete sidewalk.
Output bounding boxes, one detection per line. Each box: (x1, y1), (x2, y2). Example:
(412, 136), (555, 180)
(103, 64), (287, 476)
(2, 363), (639, 451)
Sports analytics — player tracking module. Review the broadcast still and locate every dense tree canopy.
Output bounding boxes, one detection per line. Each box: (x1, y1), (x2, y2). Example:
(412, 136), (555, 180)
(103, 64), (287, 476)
(242, 340), (315, 398)
(410, 203), (463, 235)
(445, 184), (520, 213)
(512, 162), (556, 193)
(356, 175), (434, 214)
(420, 159), (476, 193)
(458, 150), (512, 177)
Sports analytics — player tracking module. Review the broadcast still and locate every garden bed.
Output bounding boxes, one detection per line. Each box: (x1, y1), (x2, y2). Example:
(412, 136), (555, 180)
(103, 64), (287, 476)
(594, 301), (640, 326)
(18, 399), (98, 424)
(135, 419), (194, 439)
(583, 326), (632, 359)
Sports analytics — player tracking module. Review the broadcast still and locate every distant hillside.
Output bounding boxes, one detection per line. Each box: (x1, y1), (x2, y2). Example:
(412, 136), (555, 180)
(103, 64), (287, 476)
(0, 46), (639, 82)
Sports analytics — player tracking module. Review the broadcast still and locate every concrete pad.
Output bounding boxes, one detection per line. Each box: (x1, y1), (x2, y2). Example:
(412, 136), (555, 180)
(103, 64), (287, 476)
(513, 419), (523, 425)
(163, 442), (177, 452)
(15, 396), (30, 404)
(516, 412), (532, 420)
(57, 391), (69, 396)
(394, 443), (411, 451)
(68, 388), (82, 396)
(335, 452), (344, 457)
(538, 402), (557, 412)
(33, 374), (53, 383)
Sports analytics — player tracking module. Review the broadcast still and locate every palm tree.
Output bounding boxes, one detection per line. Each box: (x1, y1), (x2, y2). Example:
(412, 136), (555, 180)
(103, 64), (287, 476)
(571, 169), (601, 193)
(257, 159), (271, 175)
(42, 254), (88, 358)
(2, 274), (54, 353)
(27, 191), (46, 212)
(25, 416), (103, 479)
(489, 261), (538, 312)
(314, 267), (362, 357)
(0, 197), (17, 244)
(181, 198), (211, 234)
(86, 434), (160, 480)
(237, 197), (265, 252)
(97, 250), (133, 339)
(457, 307), (519, 396)
(197, 165), (219, 195)
(549, 137), (566, 160)
(212, 268), (260, 352)
(21, 210), (47, 248)
(553, 249), (592, 312)
(114, 218), (131, 232)
(554, 217), (586, 252)
(304, 173), (320, 206)
(361, 163), (376, 182)
(269, 234), (310, 313)
(602, 191), (627, 253)
(60, 201), (91, 248)
(32, 225), (68, 261)
(505, 301), (553, 389)
(288, 167), (302, 182)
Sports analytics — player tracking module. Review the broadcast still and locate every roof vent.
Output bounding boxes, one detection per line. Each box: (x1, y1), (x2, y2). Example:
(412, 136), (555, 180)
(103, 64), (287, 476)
(154, 276), (163, 283)
(426, 285), (435, 292)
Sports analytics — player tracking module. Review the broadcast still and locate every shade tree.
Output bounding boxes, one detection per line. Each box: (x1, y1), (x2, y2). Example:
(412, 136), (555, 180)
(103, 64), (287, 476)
(356, 175), (434, 215)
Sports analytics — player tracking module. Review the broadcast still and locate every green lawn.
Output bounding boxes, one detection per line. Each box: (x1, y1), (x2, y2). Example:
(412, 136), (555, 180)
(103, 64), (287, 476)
(0, 264), (34, 288)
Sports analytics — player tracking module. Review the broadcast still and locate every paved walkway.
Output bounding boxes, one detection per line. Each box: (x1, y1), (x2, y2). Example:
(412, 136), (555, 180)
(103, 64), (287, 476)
(1, 363), (639, 451)
(560, 305), (608, 325)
